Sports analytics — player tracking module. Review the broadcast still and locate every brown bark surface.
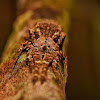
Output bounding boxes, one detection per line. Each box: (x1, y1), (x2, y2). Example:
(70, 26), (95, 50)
(0, 0), (68, 100)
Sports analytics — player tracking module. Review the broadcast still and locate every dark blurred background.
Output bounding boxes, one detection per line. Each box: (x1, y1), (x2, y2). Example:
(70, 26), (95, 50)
(0, 0), (100, 100)
(67, 0), (100, 100)
(0, 0), (16, 59)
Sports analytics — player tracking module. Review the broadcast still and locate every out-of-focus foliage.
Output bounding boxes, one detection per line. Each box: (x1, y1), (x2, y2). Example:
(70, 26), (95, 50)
(1, 11), (33, 62)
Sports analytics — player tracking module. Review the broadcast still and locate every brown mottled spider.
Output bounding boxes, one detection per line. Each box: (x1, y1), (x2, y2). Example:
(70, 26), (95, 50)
(0, 20), (67, 85)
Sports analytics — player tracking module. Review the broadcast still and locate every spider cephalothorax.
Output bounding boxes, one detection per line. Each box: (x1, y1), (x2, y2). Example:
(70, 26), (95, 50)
(25, 21), (67, 83)
(29, 20), (66, 51)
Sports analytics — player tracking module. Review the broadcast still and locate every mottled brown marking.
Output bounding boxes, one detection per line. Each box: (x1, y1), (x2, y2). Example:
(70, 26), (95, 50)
(0, 20), (67, 86)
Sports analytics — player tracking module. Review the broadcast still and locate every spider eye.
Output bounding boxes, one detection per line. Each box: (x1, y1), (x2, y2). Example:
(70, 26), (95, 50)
(53, 38), (58, 43)
(42, 46), (47, 51)
(48, 45), (50, 47)
(41, 45), (42, 46)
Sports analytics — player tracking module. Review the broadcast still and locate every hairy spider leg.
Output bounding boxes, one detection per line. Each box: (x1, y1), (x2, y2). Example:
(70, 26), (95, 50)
(0, 41), (33, 86)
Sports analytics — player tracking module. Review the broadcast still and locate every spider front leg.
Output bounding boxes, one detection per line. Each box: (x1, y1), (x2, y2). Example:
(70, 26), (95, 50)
(48, 52), (62, 83)
(57, 32), (66, 50)
(50, 58), (65, 87)
(11, 41), (33, 72)
(0, 41), (33, 86)
(29, 28), (42, 43)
